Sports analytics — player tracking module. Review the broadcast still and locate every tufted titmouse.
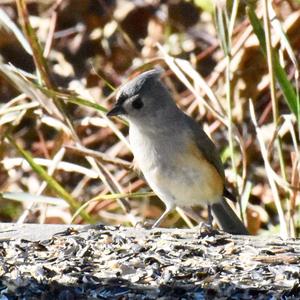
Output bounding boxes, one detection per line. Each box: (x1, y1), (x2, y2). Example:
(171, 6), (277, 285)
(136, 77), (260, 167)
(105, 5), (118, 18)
(107, 69), (248, 235)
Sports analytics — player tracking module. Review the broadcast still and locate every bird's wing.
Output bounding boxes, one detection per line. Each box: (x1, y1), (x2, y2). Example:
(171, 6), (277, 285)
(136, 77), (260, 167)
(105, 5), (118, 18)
(185, 115), (238, 202)
(184, 115), (225, 181)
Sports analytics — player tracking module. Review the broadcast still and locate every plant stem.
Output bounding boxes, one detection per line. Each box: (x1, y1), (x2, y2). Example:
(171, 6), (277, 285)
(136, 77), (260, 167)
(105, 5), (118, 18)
(15, 0), (53, 88)
(225, 0), (242, 219)
(262, 0), (288, 234)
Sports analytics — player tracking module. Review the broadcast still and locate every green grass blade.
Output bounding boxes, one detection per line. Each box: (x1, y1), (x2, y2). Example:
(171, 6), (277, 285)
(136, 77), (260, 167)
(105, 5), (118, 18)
(71, 191), (155, 223)
(5, 134), (94, 223)
(67, 95), (108, 112)
(247, 6), (298, 120)
(34, 83), (108, 113)
(214, 5), (230, 55)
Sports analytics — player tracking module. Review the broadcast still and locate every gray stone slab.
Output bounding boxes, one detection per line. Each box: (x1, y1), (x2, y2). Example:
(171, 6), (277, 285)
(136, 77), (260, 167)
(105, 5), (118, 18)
(0, 223), (82, 241)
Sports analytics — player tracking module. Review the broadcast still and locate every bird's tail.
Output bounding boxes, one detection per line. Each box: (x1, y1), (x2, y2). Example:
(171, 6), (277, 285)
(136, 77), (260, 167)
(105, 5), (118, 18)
(211, 199), (249, 235)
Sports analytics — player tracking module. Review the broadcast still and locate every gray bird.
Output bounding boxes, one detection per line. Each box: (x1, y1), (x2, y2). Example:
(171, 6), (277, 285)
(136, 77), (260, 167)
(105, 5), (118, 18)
(107, 69), (248, 235)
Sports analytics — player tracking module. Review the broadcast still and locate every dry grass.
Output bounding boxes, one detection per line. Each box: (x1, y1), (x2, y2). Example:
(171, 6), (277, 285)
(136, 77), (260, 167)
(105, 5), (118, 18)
(0, 0), (299, 237)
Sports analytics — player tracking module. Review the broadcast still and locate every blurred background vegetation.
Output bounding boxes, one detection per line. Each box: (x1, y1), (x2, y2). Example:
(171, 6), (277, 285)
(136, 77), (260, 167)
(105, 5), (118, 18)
(0, 0), (299, 237)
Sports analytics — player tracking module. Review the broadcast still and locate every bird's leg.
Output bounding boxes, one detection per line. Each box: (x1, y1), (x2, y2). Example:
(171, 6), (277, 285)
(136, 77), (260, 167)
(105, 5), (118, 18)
(207, 204), (213, 227)
(194, 204), (214, 234)
(152, 204), (174, 228)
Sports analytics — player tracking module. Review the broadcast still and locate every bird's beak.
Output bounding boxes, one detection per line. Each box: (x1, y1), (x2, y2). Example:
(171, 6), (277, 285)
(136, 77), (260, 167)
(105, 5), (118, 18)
(106, 105), (125, 117)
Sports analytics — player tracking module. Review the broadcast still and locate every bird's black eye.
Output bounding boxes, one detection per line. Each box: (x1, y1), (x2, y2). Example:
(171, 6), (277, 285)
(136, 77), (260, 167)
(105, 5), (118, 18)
(131, 97), (144, 110)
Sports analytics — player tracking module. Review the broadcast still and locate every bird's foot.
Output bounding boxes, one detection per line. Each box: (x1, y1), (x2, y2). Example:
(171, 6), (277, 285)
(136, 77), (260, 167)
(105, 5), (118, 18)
(134, 220), (154, 230)
(195, 222), (219, 237)
(196, 221), (212, 231)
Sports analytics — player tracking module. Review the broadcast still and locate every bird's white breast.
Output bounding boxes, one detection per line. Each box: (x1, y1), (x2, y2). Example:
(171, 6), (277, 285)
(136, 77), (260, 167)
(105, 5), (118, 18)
(129, 124), (223, 207)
